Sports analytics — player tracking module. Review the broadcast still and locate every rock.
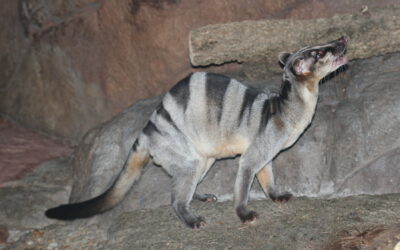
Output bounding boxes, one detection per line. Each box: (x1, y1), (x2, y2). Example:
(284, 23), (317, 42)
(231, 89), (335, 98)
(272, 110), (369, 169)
(53, 53), (400, 230)
(0, 44), (110, 141)
(0, 225), (8, 245)
(0, 118), (72, 186)
(3, 224), (105, 249)
(189, 7), (400, 72)
(273, 53), (400, 198)
(1, 0), (398, 140)
(328, 225), (400, 250)
(0, 158), (72, 232)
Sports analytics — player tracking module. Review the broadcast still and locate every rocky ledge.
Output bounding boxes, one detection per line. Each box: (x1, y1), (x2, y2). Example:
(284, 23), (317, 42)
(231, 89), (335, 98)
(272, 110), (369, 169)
(189, 6), (400, 73)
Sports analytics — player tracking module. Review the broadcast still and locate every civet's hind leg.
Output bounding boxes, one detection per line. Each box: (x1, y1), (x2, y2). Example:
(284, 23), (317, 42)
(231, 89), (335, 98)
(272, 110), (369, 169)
(256, 162), (292, 203)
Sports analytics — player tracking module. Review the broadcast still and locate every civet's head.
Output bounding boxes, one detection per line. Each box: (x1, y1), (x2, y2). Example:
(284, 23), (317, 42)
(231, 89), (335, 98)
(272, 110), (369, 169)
(279, 36), (349, 81)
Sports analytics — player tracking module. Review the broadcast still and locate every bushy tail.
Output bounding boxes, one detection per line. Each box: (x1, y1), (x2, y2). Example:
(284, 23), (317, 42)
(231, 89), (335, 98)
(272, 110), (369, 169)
(45, 141), (149, 220)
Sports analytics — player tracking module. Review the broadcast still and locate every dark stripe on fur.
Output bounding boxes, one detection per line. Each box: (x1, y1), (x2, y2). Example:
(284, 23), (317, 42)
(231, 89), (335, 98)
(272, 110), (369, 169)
(258, 78), (292, 133)
(259, 99), (272, 133)
(157, 103), (180, 132)
(143, 121), (161, 136)
(205, 73), (230, 123)
(268, 79), (292, 116)
(132, 140), (139, 151)
(169, 73), (192, 112)
(238, 87), (259, 126)
(280, 79), (291, 101)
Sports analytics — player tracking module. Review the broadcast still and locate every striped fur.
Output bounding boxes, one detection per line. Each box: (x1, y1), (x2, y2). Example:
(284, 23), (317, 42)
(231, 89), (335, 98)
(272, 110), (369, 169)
(45, 37), (349, 228)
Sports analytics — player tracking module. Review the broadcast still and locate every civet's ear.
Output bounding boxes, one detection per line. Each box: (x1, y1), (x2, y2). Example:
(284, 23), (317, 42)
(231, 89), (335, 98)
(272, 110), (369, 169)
(293, 58), (313, 76)
(278, 52), (291, 68)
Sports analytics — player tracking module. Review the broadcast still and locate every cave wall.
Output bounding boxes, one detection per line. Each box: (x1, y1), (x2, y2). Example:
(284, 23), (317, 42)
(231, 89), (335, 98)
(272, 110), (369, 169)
(0, 0), (397, 141)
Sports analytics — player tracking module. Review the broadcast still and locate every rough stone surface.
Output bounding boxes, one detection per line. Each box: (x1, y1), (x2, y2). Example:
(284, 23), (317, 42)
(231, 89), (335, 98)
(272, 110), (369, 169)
(0, 225), (8, 245)
(1, 0), (397, 140)
(190, 6), (400, 73)
(273, 53), (400, 198)
(53, 53), (400, 229)
(328, 224), (400, 250)
(3, 192), (400, 249)
(0, 158), (73, 231)
(0, 118), (73, 186)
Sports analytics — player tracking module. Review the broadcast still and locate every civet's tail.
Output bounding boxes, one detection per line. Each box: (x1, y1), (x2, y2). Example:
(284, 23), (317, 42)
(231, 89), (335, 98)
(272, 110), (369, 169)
(45, 141), (149, 220)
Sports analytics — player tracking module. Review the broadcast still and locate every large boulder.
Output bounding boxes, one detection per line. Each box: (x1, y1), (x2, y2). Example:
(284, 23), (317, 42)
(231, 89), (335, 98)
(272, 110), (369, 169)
(1, 0), (398, 141)
(274, 53), (400, 197)
(63, 52), (400, 227)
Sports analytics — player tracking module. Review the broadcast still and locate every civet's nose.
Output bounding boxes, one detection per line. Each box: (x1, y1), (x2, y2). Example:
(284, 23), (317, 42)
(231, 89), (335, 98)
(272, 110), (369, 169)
(337, 36), (349, 44)
(333, 36), (348, 55)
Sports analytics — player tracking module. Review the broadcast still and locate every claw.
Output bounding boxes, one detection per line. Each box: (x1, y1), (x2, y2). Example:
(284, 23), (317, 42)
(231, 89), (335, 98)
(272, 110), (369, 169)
(195, 193), (218, 202)
(205, 194), (218, 202)
(270, 192), (293, 203)
(240, 210), (258, 224)
(189, 217), (206, 229)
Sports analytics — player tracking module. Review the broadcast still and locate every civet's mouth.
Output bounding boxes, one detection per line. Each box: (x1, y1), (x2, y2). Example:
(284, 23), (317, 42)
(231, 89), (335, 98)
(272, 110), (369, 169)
(334, 53), (348, 67)
(333, 36), (349, 67)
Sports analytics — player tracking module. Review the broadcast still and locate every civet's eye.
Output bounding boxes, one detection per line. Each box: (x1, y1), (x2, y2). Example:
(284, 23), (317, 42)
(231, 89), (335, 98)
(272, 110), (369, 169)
(316, 50), (325, 59)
